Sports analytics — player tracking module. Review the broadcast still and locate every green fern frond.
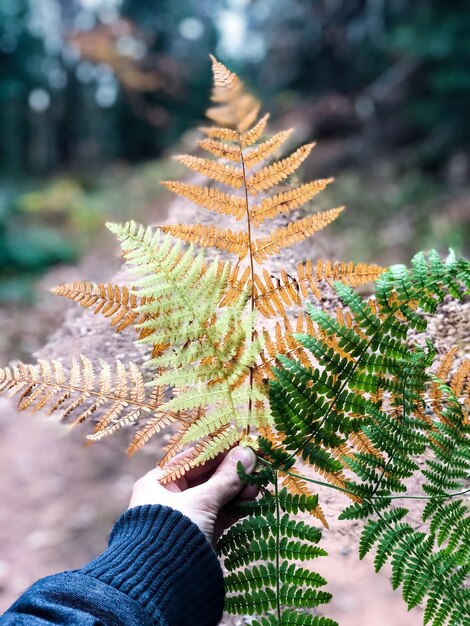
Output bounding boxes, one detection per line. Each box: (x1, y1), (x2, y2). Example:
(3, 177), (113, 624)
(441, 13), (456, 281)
(270, 251), (470, 625)
(252, 613), (337, 626)
(219, 469), (335, 624)
(421, 379), (470, 564)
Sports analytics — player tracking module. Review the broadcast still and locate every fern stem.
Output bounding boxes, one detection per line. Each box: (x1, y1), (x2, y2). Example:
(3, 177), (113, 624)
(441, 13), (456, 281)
(273, 470), (282, 624)
(238, 131), (255, 435)
(258, 457), (470, 501)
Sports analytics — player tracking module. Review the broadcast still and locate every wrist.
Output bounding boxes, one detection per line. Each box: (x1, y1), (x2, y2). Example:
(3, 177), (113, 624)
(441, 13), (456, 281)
(80, 504), (224, 626)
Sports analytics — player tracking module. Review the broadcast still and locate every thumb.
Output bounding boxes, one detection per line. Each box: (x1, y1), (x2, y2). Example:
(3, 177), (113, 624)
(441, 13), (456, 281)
(199, 446), (257, 508)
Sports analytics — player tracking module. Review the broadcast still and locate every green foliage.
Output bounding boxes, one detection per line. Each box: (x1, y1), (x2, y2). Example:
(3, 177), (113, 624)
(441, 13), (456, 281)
(0, 184), (77, 302)
(269, 250), (470, 625)
(218, 469), (336, 625)
(421, 381), (470, 564)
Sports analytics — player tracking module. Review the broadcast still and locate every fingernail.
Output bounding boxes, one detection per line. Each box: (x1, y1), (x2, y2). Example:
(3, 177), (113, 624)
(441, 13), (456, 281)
(229, 446), (257, 472)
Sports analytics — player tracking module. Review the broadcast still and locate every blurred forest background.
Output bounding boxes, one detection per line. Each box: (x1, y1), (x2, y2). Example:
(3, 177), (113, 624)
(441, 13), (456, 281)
(0, 2), (469, 621)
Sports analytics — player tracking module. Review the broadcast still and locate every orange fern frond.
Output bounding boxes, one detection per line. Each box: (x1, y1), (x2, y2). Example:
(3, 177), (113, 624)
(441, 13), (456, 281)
(164, 59), (353, 293)
(161, 182), (246, 220)
(159, 447), (196, 483)
(87, 360), (135, 433)
(323, 261), (385, 287)
(162, 224), (249, 259)
(209, 54), (242, 96)
(206, 97), (260, 135)
(255, 261), (383, 317)
(428, 351), (469, 426)
(246, 143), (315, 194)
(243, 129), (293, 169)
(159, 424), (238, 483)
(220, 261), (383, 319)
(87, 408), (143, 441)
(250, 179), (334, 226)
(348, 431), (383, 458)
(174, 154), (243, 188)
(52, 281), (147, 333)
(159, 410), (206, 466)
(254, 270), (300, 317)
(126, 384), (178, 454)
(198, 125), (240, 142)
(127, 413), (180, 454)
(160, 428), (189, 466)
(435, 346), (459, 382)
(252, 207), (344, 263)
(335, 307), (353, 329)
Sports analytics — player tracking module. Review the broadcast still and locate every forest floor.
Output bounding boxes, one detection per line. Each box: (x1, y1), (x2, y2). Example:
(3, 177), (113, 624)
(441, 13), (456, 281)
(0, 146), (468, 625)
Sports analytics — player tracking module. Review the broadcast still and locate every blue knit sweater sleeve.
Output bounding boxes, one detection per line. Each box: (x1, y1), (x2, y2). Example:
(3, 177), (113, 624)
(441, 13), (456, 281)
(1, 505), (225, 626)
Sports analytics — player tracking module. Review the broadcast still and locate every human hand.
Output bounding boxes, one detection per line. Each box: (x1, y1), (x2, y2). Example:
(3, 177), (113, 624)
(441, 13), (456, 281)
(129, 446), (258, 545)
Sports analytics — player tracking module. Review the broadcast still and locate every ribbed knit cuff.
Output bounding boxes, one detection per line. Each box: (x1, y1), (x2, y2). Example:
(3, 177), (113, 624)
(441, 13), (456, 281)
(80, 505), (225, 626)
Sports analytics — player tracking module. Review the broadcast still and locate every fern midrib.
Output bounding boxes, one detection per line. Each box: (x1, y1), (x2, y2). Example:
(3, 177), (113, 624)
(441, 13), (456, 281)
(423, 384), (468, 558)
(258, 457), (470, 502)
(238, 130), (256, 434)
(427, 381), (466, 496)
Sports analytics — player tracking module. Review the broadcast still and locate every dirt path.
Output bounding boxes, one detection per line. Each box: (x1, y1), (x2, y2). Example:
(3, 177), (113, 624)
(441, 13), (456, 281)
(0, 172), (466, 625)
